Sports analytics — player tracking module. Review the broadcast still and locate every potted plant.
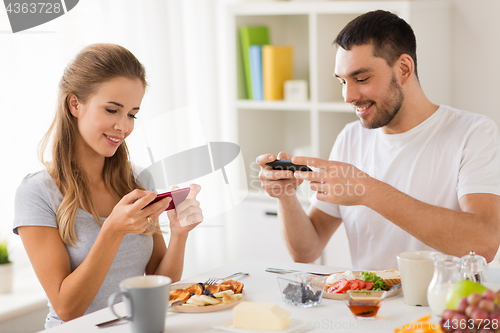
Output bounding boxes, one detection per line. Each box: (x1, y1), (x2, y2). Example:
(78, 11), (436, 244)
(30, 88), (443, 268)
(0, 239), (13, 293)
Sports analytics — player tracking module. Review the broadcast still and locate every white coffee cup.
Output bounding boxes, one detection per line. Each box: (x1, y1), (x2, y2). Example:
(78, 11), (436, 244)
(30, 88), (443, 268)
(108, 275), (171, 333)
(397, 251), (436, 306)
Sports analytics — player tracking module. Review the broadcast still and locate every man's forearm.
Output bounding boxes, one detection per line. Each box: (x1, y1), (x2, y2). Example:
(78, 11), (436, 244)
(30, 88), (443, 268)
(363, 178), (500, 261)
(277, 194), (323, 263)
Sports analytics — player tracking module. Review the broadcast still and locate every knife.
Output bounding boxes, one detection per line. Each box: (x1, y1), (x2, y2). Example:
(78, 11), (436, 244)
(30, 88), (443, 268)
(265, 268), (335, 277)
(380, 283), (402, 300)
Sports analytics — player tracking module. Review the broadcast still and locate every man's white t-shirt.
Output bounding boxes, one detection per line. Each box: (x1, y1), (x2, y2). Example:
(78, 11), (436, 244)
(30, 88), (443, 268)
(310, 105), (500, 270)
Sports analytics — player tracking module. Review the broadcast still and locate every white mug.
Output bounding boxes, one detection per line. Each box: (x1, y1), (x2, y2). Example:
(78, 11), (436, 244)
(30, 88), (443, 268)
(397, 251), (436, 306)
(108, 275), (171, 333)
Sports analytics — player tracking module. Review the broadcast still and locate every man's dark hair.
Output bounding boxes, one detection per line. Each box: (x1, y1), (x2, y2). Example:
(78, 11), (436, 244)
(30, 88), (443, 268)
(333, 10), (418, 79)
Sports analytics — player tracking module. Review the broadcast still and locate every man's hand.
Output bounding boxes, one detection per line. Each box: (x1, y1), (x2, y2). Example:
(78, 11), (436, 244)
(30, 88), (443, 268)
(256, 152), (304, 198)
(292, 156), (372, 206)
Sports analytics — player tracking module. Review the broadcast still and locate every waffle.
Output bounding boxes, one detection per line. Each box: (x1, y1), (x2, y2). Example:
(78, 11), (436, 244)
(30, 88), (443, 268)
(169, 280), (244, 307)
(169, 289), (191, 303)
(204, 284), (220, 294)
(218, 279), (244, 293)
(185, 284), (204, 295)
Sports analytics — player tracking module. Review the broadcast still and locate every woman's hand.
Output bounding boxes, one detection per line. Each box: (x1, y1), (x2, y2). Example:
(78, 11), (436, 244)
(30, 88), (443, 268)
(105, 189), (171, 237)
(166, 184), (203, 238)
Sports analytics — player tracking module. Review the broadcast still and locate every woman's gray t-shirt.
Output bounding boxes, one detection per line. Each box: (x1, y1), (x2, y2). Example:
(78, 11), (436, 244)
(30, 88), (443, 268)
(13, 169), (154, 329)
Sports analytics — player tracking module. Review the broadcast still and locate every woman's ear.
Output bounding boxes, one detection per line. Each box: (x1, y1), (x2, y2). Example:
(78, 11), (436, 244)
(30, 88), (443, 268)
(397, 54), (414, 85)
(67, 94), (80, 117)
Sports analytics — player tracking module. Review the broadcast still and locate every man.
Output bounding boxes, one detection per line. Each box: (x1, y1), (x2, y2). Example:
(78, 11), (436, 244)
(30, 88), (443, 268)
(256, 10), (500, 270)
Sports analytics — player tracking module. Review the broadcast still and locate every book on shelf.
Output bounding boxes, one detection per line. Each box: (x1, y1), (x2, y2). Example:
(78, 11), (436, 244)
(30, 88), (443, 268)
(239, 26), (270, 100)
(262, 45), (293, 101)
(248, 45), (264, 100)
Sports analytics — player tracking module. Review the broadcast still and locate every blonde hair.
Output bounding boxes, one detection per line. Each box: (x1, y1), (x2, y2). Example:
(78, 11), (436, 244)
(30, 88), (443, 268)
(39, 43), (157, 246)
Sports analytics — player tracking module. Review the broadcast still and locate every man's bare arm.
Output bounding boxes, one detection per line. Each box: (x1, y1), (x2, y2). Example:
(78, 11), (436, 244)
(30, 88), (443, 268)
(257, 152), (342, 263)
(293, 156), (500, 262)
(365, 179), (500, 261)
(278, 196), (342, 263)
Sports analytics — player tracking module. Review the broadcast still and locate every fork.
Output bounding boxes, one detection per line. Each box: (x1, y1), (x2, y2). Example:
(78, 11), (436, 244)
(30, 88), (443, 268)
(204, 272), (249, 285)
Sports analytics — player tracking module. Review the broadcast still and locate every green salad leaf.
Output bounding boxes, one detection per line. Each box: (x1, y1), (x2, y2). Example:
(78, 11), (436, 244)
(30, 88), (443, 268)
(359, 272), (386, 291)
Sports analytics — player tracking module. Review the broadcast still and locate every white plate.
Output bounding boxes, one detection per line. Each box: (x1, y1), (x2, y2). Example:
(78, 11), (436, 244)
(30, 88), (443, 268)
(168, 283), (246, 313)
(212, 320), (305, 333)
(323, 270), (401, 300)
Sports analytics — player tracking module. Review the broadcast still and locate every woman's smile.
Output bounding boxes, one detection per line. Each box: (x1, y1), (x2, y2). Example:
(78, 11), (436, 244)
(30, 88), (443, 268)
(104, 134), (122, 146)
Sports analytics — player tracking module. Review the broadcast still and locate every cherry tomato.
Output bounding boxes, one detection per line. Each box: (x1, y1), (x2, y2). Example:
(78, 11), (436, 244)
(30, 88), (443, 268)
(327, 278), (350, 294)
(364, 281), (373, 290)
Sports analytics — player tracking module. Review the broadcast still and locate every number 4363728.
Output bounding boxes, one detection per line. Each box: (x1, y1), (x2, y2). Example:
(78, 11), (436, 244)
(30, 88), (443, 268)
(443, 318), (498, 330)
(6, 3), (62, 14)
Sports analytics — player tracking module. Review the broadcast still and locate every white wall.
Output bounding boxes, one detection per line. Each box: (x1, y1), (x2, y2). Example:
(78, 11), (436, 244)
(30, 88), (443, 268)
(451, 0), (500, 127)
(0, 0), (176, 270)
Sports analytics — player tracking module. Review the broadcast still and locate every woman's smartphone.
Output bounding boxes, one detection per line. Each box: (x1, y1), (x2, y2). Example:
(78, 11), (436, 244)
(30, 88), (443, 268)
(145, 187), (191, 211)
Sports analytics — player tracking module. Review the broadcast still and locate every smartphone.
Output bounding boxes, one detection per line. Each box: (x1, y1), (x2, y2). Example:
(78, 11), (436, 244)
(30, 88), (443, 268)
(145, 187), (191, 211)
(266, 159), (313, 172)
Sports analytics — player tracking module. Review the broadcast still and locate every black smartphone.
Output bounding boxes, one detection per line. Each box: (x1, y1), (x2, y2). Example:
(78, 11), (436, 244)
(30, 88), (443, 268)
(266, 159), (312, 172)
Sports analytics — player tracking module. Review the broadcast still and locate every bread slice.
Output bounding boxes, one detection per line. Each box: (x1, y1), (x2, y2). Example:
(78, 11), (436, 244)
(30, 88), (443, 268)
(375, 269), (401, 288)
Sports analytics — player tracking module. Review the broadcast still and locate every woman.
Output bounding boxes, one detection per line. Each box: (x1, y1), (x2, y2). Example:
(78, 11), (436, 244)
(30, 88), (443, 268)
(13, 43), (203, 328)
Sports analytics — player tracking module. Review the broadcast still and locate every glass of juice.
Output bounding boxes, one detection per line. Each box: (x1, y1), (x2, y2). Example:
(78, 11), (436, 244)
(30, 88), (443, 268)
(344, 290), (386, 319)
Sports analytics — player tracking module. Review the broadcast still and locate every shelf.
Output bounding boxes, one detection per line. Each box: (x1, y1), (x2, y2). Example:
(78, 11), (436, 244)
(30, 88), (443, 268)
(237, 100), (354, 113)
(236, 100), (311, 111)
(234, 14), (309, 100)
(318, 103), (354, 113)
(218, 0), (452, 269)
